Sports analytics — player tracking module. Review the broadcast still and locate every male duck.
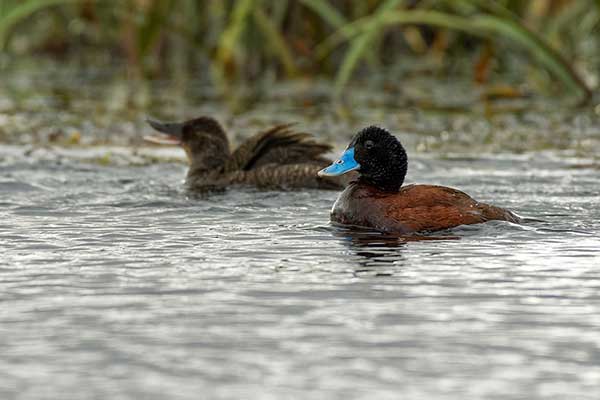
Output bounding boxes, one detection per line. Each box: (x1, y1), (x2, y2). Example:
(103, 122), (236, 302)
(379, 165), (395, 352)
(318, 126), (521, 233)
(145, 116), (344, 191)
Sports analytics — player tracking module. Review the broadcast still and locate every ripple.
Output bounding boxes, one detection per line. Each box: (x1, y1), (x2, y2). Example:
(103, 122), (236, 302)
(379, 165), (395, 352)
(0, 181), (46, 192)
(1, 157), (600, 399)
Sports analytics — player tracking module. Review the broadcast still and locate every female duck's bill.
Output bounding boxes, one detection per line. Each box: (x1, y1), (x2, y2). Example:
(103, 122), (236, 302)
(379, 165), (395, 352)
(143, 119), (185, 145)
(317, 147), (360, 177)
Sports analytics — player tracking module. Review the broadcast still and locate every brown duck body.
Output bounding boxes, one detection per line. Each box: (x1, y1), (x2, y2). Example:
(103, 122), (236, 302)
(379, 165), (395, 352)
(319, 126), (521, 234)
(331, 183), (521, 233)
(145, 118), (344, 191)
(187, 124), (342, 190)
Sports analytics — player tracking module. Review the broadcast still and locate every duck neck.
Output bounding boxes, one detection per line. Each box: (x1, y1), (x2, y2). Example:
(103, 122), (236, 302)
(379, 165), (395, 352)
(358, 175), (403, 192)
(183, 138), (230, 177)
(186, 153), (228, 178)
(358, 150), (407, 193)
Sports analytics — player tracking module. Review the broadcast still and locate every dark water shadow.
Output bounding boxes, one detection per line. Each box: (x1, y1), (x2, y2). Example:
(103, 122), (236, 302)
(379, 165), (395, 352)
(330, 225), (459, 272)
(331, 224), (460, 246)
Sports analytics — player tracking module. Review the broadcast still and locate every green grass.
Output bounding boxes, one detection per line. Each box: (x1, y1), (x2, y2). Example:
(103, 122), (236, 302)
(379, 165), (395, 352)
(0, 0), (85, 49)
(1, 0), (598, 101)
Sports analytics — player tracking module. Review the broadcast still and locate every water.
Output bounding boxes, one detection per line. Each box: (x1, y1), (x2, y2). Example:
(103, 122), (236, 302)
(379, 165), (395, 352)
(2, 59), (600, 398)
(1, 147), (599, 399)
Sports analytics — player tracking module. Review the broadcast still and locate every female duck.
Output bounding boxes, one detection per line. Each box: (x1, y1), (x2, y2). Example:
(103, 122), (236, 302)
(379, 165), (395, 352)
(144, 116), (344, 191)
(318, 126), (520, 233)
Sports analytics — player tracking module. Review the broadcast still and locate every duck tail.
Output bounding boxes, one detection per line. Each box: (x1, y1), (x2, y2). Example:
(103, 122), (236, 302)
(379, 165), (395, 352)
(229, 124), (333, 171)
(481, 204), (522, 224)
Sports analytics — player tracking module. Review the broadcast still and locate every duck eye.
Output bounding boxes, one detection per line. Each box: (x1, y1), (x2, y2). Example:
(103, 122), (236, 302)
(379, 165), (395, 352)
(364, 140), (374, 149)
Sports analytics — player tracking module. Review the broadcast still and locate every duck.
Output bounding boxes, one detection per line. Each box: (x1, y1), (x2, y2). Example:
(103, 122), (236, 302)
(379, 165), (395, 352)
(144, 116), (345, 191)
(318, 126), (521, 233)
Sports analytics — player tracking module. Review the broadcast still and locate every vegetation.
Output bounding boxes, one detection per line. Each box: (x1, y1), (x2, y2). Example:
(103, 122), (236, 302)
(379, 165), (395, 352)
(1, 0), (599, 102)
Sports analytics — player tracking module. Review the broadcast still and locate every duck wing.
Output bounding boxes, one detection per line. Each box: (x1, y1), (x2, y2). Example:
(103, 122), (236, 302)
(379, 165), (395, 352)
(385, 185), (521, 231)
(225, 124), (333, 172)
(225, 163), (343, 190)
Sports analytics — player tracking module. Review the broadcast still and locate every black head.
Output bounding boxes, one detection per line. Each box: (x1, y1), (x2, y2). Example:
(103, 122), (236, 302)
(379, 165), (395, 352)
(319, 126), (407, 192)
(145, 116), (230, 173)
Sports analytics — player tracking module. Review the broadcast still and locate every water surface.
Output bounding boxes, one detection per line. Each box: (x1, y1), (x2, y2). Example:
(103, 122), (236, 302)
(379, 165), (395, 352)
(2, 60), (600, 398)
(1, 149), (599, 399)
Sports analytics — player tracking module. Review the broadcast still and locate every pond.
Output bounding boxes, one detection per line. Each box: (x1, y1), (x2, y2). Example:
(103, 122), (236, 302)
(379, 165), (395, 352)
(1, 62), (600, 399)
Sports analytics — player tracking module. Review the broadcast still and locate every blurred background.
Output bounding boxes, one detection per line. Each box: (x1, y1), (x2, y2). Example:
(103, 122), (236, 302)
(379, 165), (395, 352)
(0, 0), (599, 157)
(4, 4), (600, 400)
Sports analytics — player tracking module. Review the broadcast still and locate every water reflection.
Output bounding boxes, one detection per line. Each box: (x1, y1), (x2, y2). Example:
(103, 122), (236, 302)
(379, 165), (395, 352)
(332, 226), (460, 274)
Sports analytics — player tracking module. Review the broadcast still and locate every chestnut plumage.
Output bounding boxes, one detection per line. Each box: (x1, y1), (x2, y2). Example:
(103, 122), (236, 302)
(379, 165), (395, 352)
(321, 126), (521, 233)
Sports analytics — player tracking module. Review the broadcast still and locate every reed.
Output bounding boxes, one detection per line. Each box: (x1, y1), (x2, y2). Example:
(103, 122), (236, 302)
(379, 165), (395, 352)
(1, 0), (597, 101)
(0, 0), (84, 49)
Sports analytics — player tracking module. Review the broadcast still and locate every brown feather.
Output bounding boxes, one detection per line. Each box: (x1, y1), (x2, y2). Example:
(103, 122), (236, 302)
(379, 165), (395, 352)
(225, 124), (333, 172)
(189, 163), (343, 190)
(146, 118), (344, 191)
(331, 183), (521, 233)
